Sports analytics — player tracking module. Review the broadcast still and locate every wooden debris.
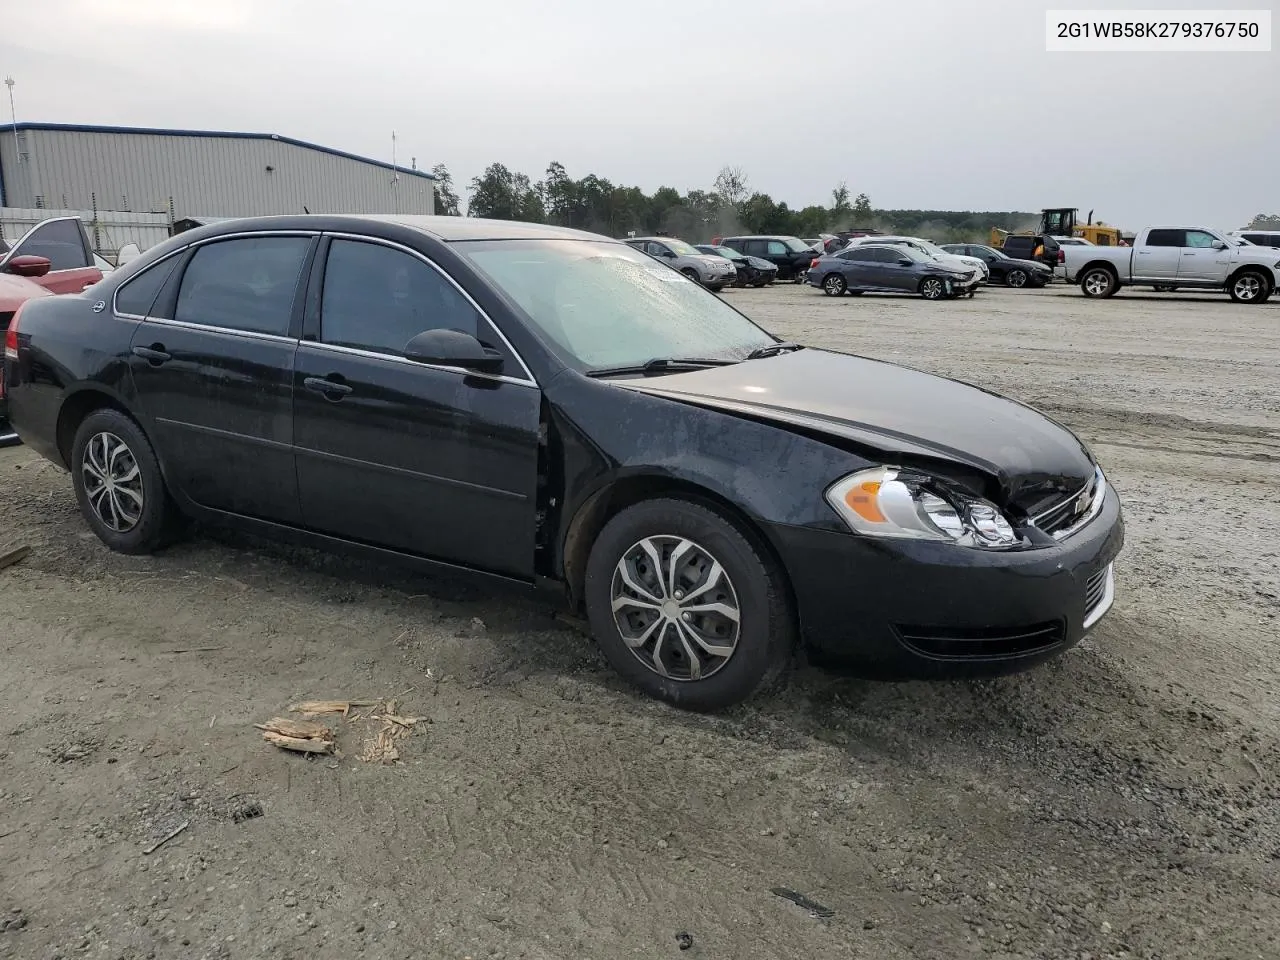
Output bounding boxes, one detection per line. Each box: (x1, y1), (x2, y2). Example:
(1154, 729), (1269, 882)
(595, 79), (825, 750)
(287, 699), (378, 717)
(142, 820), (190, 855)
(0, 545), (32, 573)
(255, 716), (336, 755)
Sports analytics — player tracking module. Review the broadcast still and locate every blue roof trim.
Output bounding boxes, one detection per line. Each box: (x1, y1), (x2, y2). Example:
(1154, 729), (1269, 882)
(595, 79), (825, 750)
(7, 122), (435, 181)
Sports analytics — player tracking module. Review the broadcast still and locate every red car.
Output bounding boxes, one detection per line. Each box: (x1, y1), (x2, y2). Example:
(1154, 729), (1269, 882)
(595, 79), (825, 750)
(1, 217), (105, 445)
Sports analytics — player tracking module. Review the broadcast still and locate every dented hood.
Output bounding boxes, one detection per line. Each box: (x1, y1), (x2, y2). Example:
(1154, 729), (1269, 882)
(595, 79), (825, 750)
(616, 348), (1096, 510)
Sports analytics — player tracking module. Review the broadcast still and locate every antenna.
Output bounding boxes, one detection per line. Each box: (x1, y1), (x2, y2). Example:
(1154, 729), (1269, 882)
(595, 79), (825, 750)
(4, 77), (18, 163)
(390, 130), (400, 214)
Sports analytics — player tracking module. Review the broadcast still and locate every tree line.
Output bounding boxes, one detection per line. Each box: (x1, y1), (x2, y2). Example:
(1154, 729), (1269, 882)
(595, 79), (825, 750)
(429, 162), (1038, 244)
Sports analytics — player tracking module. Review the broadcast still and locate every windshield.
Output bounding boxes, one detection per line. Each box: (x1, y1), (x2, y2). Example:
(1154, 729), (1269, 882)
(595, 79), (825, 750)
(661, 238), (700, 257)
(895, 246), (931, 263)
(782, 237), (812, 253)
(456, 239), (776, 371)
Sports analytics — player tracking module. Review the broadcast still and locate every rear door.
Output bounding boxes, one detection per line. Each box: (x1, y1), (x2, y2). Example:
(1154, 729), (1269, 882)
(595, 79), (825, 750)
(127, 233), (315, 523)
(291, 235), (541, 578)
(1177, 229), (1232, 283)
(1, 218), (103, 294)
(837, 248), (876, 288)
(1133, 229), (1183, 281)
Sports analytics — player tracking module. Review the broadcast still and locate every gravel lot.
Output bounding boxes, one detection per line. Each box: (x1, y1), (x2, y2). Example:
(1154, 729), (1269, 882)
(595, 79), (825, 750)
(1, 282), (1278, 960)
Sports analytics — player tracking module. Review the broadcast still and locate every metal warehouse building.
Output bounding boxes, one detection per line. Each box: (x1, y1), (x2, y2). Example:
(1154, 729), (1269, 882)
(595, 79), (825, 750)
(0, 122), (435, 219)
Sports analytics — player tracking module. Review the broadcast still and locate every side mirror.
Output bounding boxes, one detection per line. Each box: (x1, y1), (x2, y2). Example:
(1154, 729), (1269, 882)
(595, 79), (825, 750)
(1213, 241), (1229, 251)
(404, 328), (504, 375)
(7, 254), (52, 278)
(660, 250), (677, 259)
(898, 258), (912, 266)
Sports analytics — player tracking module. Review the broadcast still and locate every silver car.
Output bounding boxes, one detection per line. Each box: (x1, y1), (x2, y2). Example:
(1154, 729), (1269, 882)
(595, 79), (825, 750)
(625, 237), (736, 291)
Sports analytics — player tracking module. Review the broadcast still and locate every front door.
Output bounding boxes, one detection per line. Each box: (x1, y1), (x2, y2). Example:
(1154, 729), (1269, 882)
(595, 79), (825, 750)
(127, 234), (315, 523)
(1177, 229), (1233, 283)
(1, 217), (102, 294)
(1133, 229), (1183, 281)
(291, 237), (540, 579)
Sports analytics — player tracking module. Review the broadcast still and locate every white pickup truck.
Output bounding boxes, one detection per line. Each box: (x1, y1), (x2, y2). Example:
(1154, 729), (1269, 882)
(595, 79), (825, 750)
(1063, 226), (1280, 304)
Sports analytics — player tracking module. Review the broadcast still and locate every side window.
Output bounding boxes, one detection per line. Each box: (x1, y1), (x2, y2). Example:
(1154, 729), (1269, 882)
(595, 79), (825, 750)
(114, 256), (180, 317)
(766, 240), (788, 256)
(320, 239), (479, 355)
(838, 249), (865, 261)
(175, 237), (311, 336)
(741, 240), (764, 256)
(645, 242), (670, 257)
(1145, 229), (1184, 247)
(1184, 230), (1218, 249)
(14, 219), (90, 270)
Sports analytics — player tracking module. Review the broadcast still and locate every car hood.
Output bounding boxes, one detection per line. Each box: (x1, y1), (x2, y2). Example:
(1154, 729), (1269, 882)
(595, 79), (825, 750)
(695, 255), (732, 268)
(0, 272), (53, 311)
(1005, 257), (1051, 273)
(747, 256), (777, 270)
(616, 348), (1094, 512)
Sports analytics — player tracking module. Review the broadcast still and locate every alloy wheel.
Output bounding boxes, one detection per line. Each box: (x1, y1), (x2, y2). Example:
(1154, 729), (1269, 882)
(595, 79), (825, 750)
(921, 278), (943, 299)
(81, 431), (144, 532)
(610, 535), (741, 682)
(823, 275), (845, 296)
(1007, 269), (1027, 288)
(1233, 274), (1261, 301)
(1083, 270), (1112, 296)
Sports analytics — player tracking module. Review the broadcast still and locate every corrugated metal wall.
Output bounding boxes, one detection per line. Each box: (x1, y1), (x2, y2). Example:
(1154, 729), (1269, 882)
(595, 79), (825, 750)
(0, 128), (434, 218)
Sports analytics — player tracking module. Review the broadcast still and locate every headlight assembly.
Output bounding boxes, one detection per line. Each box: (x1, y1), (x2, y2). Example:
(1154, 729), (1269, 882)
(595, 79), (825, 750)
(825, 466), (1020, 548)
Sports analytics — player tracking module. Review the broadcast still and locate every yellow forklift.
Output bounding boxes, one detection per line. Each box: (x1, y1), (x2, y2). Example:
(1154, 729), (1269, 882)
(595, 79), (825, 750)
(991, 208), (1123, 249)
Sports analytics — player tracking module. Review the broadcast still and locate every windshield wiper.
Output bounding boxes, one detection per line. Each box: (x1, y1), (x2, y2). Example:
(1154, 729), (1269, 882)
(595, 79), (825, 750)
(744, 342), (802, 360)
(586, 357), (738, 378)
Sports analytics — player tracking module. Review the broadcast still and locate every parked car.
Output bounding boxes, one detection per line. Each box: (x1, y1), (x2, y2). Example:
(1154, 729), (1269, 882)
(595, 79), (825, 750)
(808, 244), (980, 300)
(1232, 230), (1280, 249)
(716, 235), (814, 282)
(1000, 234), (1061, 270)
(624, 236), (735, 291)
(940, 244), (1052, 288)
(695, 245), (777, 287)
(5, 214), (1124, 710)
(0, 217), (105, 295)
(1, 217), (107, 447)
(841, 235), (990, 284)
(1063, 226), (1280, 303)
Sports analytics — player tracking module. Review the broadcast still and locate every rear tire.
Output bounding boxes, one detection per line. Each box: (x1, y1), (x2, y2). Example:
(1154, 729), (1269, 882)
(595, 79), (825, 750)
(822, 274), (847, 297)
(584, 498), (794, 711)
(1229, 270), (1271, 304)
(1080, 266), (1118, 298)
(70, 408), (178, 555)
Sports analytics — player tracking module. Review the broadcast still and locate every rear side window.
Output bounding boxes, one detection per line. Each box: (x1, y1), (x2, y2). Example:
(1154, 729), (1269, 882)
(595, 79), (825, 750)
(766, 241), (788, 256)
(320, 239), (480, 355)
(1145, 229), (1184, 247)
(1242, 233), (1280, 248)
(175, 237), (311, 336)
(14, 219), (89, 270)
(114, 257), (180, 317)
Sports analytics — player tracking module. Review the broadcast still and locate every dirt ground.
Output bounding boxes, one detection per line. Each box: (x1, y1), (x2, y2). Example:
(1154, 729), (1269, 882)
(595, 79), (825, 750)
(2, 282), (1278, 960)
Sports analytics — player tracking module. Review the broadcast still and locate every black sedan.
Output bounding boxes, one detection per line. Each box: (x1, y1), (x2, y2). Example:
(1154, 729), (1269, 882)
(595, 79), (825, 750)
(3, 215), (1122, 711)
(951, 242), (1056, 284)
(807, 244), (980, 299)
(695, 244), (778, 287)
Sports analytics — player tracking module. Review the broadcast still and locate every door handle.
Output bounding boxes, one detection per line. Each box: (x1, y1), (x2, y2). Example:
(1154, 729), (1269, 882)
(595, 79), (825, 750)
(131, 345), (171, 365)
(303, 376), (352, 399)
(1182, 252), (1197, 256)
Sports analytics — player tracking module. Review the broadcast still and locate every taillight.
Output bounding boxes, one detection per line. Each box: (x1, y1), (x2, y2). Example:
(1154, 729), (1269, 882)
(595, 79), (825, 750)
(810, 258), (820, 269)
(3, 302), (21, 363)
(2, 303), (19, 361)
(1057, 249), (1065, 263)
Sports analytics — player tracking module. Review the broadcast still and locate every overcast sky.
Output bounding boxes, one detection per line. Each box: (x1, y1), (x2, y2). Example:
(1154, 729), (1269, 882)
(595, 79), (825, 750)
(2, 0), (1276, 228)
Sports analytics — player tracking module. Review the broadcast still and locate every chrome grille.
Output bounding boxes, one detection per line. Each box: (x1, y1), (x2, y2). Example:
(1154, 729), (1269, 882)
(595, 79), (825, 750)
(1034, 466), (1105, 539)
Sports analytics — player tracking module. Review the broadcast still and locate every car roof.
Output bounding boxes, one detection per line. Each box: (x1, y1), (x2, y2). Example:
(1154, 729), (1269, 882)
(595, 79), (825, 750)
(173, 214), (611, 244)
(720, 235), (798, 241)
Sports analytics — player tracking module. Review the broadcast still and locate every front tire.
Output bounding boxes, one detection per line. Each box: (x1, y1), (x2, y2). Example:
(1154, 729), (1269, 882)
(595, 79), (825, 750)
(70, 408), (177, 554)
(1080, 267), (1118, 298)
(1006, 268), (1028, 288)
(584, 498), (794, 711)
(919, 277), (947, 300)
(680, 268), (700, 284)
(1229, 270), (1272, 304)
(822, 274), (847, 296)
